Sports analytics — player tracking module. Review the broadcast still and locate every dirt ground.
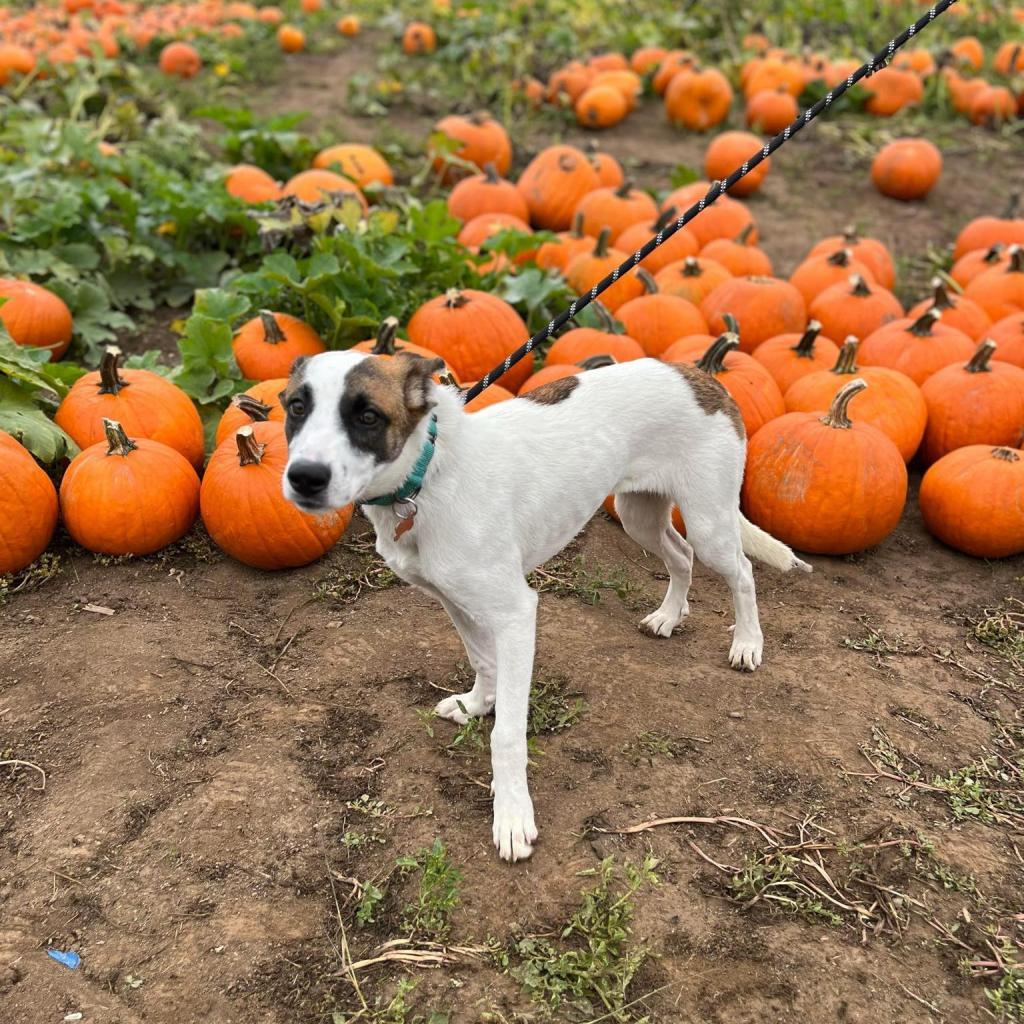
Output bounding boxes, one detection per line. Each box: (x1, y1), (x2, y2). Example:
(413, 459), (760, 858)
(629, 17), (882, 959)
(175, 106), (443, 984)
(3, 40), (1024, 1024)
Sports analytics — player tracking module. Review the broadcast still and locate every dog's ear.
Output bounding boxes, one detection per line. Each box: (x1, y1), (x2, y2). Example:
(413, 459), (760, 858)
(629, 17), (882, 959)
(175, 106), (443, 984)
(396, 351), (445, 413)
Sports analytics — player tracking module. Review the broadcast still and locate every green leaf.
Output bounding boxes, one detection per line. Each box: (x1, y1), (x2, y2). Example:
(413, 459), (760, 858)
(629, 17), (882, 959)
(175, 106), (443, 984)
(669, 164), (701, 190)
(0, 331), (74, 399)
(0, 378), (78, 463)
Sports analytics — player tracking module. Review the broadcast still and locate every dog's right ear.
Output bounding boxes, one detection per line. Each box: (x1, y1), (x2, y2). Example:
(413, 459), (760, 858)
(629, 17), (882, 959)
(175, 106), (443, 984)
(395, 351), (446, 413)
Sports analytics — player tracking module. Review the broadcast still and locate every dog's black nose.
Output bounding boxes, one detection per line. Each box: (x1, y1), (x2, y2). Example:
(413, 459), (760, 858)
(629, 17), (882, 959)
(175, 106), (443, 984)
(287, 461), (331, 498)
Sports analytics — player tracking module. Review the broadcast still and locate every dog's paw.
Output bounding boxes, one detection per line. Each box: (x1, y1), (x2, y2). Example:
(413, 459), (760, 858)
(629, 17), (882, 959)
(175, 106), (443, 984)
(435, 691), (493, 724)
(492, 790), (537, 863)
(728, 633), (763, 671)
(640, 604), (688, 638)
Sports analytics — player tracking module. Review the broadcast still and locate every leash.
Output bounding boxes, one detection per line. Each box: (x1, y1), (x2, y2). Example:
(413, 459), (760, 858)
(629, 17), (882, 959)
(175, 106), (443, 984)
(463, 0), (958, 402)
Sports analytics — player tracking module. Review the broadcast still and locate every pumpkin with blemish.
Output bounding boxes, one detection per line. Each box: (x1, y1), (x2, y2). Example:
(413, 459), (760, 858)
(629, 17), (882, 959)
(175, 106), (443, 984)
(233, 311), (327, 382)
(516, 145), (600, 230)
(0, 431), (58, 575)
(702, 275), (807, 353)
(574, 181), (659, 245)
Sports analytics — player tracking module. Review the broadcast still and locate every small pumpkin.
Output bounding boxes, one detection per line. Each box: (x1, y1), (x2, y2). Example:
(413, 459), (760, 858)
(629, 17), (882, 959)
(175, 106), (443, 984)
(402, 21), (436, 56)
(534, 213), (594, 274)
(432, 111), (512, 180)
(701, 275), (807, 353)
(858, 307), (976, 386)
(276, 24), (305, 53)
(783, 338), (927, 461)
(699, 224), (773, 277)
(919, 340), (1024, 464)
(962, 245), (1024, 321)
(575, 84), (629, 128)
(630, 46), (668, 76)
(871, 138), (942, 200)
(447, 163), (529, 223)
(788, 248), (876, 306)
(233, 311), (327, 382)
(704, 130), (770, 198)
(615, 207), (700, 275)
(544, 305), (645, 366)
(919, 445), (1024, 558)
(0, 278), (74, 358)
(969, 86), (1017, 126)
(862, 67), (923, 116)
(565, 229), (645, 312)
(587, 143), (624, 188)
(60, 419), (200, 556)
(0, 431), (58, 575)
(953, 199), (1024, 260)
(214, 382), (288, 448)
(660, 185), (758, 249)
(337, 14), (360, 36)
(665, 66), (733, 131)
(807, 228), (895, 289)
(751, 321), (840, 394)
(516, 145), (601, 230)
(808, 275), (904, 349)
(654, 256), (732, 306)
(907, 277), (991, 340)
(951, 244), (1011, 289)
(615, 270), (708, 357)
(282, 170), (367, 209)
(225, 164), (282, 204)
(743, 379), (908, 555)
(312, 143), (394, 187)
(55, 346), (205, 469)
(745, 86), (798, 134)
(986, 312), (1024, 368)
(158, 41), (201, 77)
(574, 181), (659, 245)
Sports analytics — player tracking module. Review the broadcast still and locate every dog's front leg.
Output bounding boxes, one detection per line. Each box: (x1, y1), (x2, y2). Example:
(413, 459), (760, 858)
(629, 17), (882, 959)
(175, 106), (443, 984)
(433, 598), (496, 724)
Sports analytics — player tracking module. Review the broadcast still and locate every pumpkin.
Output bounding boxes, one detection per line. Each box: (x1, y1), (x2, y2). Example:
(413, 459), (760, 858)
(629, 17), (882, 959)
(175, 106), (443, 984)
(919, 445), (1024, 558)
(516, 145), (600, 230)
(907, 278), (991, 340)
(688, 332), (785, 437)
(351, 316), (448, 365)
(994, 41), (1024, 75)
(807, 228), (895, 289)
(460, 382), (515, 412)
(784, 338), (926, 461)
(745, 86), (798, 134)
(158, 41), (201, 77)
(457, 211), (531, 250)
(953, 200), (1024, 260)
(655, 256), (732, 305)
(891, 48), (936, 77)
(565, 229), (645, 312)
(547, 63), (595, 106)
(858, 307), (975, 386)
(652, 51), (697, 96)
(704, 131), (770, 198)
(951, 244), (1011, 289)
(665, 66), (733, 130)
(702, 275), (807, 353)
(60, 419), (200, 556)
(544, 305), (644, 366)
(987, 312), (1024, 368)
(604, 493), (686, 536)
(589, 52), (630, 73)
(337, 14), (360, 35)
(615, 207), (699, 274)
(513, 76), (546, 110)
(751, 321), (840, 394)
(214, 381), (287, 447)
(661, 334), (717, 362)
(519, 354), (615, 395)
(871, 138), (942, 200)
(282, 170), (367, 209)
(743, 57), (804, 98)
(225, 164), (282, 204)
(862, 67), (923, 116)
(699, 225), (773, 277)
(574, 181), (659, 244)
(0, 44), (36, 86)
(0, 279), (73, 359)
(233, 311), (326, 382)
(432, 111), (511, 180)
(788, 248), (876, 306)
(0, 431), (58, 576)
(534, 213), (594, 274)
(276, 24), (305, 53)
(630, 46), (667, 76)
(313, 143), (393, 188)
(661, 186), (758, 249)
(743, 379), (907, 554)
(201, 423), (351, 569)
(587, 143), (624, 188)
(55, 346), (205, 469)
(962, 246), (1024, 321)
(615, 270), (708, 357)
(919, 340), (1024, 464)
(402, 21), (436, 55)
(447, 163), (529, 223)
(950, 36), (984, 70)
(407, 288), (531, 392)
(808, 275), (904, 348)
(575, 84), (629, 128)
(969, 86), (1017, 126)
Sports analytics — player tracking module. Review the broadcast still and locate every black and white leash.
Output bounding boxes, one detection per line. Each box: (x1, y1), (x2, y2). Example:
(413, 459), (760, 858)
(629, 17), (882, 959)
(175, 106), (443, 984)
(463, 0), (958, 402)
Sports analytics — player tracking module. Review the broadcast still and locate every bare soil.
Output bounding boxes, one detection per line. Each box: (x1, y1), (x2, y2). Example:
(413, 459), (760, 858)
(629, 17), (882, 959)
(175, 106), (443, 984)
(4, 46), (1024, 1024)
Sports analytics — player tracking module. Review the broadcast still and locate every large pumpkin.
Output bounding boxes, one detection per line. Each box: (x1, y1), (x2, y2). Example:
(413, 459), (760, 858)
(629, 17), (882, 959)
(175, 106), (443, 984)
(701, 276), (807, 353)
(870, 138), (942, 200)
(516, 145), (600, 230)
(0, 278), (74, 359)
(962, 246), (1024, 322)
(919, 446), (1024, 558)
(313, 143), (394, 188)
(908, 278), (991, 341)
(201, 422), (351, 569)
(574, 181), (659, 245)
(55, 346), (205, 469)
(225, 164), (282, 204)
(447, 163), (529, 223)
(704, 130), (770, 197)
(233, 311), (327, 381)
(987, 312), (1024, 368)
(751, 320), (839, 394)
(60, 420), (200, 556)
(615, 271), (708, 357)
(407, 289), (530, 392)
(665, 66), (733, 131)
(858, 307), (975, 386)
(544, 305), (645, 366)
(742, 379), (908, 554)
(808, 275), (903, 347)
(0, 431), (58, 575)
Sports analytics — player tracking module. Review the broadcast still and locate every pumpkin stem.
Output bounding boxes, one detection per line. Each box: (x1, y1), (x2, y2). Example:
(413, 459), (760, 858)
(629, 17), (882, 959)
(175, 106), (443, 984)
(831, 337), (861, 374)
(102, 418), (137, 457)
(928, 276), (956, 310)
(965, 339), (997, 373)
(593, 227), (612, 259)
(370, 316), (401, 355)
(793, 320), (823, 358)
(1002, 192), (1020, 221)
(654, 206), (676, 232)
(722, 312), (741, 336)
(482, 162), (500, 184)
(908, 307), (941, 337)
(259, 310), (286, 345)
(444, 288), (469, 310)
(681, 256), (703, 278)
(468, 110), (492, 126)
(826, 248), (853, 268)
(636, 268), (658, 294)
(570, 211), (585, 238)
(578, 354), (616, 370)
(233, 393), (272, 422)
(591, 301), (617, 332)
(235, 425), (267, 466)
(697, 333), (738, 375)
(735, 222), (755, 246)
(557, 153), (578, 173)
(841, 224), (860, 245)
(615, 179), (633, 199)
(98, 346), (129, 396)
(981, 242), (1005, 266)
(1007, 245), (1024, 274)
(821, 378), (867, 429)
(992, 447), (1020, 463)
(849, 274), (871, 298)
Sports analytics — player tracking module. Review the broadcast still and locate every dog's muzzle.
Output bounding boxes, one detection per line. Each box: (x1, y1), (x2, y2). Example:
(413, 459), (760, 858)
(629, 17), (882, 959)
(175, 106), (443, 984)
(286, 460), (332, 504)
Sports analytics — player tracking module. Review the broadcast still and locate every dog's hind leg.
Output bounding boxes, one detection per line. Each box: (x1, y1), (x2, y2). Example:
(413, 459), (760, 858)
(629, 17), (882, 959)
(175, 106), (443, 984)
(433, 599), (497, 724)
(615, 491), (695, 638)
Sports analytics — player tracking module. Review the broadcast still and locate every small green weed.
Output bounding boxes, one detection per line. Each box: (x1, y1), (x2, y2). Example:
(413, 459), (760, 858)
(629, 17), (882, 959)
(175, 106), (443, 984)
(986, 966), (1024, 1021)
(530, 555), (639, 608)
(623, 731), (687, 765)
(314, 558), (400, 604)
(728, 852), (844, 926)
(528, 673), (584, 737)
(972, 598), (1024, 671)
(397, 839), (461, 941)
(331, 978), (449, 1024)
(0, 552), (62, 606)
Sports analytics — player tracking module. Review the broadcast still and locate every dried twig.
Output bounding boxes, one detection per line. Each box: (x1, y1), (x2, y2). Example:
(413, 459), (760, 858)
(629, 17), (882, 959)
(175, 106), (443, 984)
(0, 759), (46, 790)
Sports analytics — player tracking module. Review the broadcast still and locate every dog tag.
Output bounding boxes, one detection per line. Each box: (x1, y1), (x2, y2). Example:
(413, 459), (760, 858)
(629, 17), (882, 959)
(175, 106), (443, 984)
(394, 514), (416, 541)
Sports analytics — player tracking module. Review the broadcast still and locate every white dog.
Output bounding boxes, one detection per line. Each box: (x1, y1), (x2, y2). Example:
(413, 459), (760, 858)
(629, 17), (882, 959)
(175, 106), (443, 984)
(281, 349), (810, 862)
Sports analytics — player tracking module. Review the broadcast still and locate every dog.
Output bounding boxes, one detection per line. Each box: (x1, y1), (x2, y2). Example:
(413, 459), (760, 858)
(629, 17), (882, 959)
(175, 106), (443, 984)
(281, 348), (811, 862)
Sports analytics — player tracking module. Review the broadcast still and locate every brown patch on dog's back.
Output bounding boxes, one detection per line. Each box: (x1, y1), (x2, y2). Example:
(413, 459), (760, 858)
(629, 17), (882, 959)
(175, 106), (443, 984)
(669, 363), (745, 439)
(520, 376), (579, 405)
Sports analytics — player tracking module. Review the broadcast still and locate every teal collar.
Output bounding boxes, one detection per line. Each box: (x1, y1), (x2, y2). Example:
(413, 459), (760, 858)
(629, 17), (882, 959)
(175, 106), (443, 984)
(362, 414), (438, 507)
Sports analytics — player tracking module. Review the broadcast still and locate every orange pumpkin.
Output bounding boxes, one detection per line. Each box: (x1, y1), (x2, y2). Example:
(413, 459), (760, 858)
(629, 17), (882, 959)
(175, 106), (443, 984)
(743, 56), (804, 98)
(743, 379), (907, 554)
(615, 270), (708, 357)
(432, 112), (511, 180)
(858, 307), (975, 386)
(214, 381), (287, 448)
(0, 431), (58, 575)
(402, 21), (436, 55)
(751, 321), (840, 394)
(987, 312), (1024, 368)
(953, 203), (1024, 260)
(575, 84), (629, 128)
(652, 50), (697, 95)
(994, 41), (1024, 75)
(534, 212), (594, 274)
(630, 46), (668, 76)
(447, 163), (529, 223)
(808, 275), (904, 349)
(519, 362), (587, 395)
(337, 14), (360, 36)
(807, 229), (895, 289)
(0, 44), (36, 86)
(615, 208), (700, 275)
(312, 143), (394, 187)
(871, 138), (942, 200)
(907, 278), (991, 340)
(950, 36), (984, 70)
(788, 248), (876, 306)
(233, 311), (327, 382)
(276, 24), (305, 53)
(587, 144), (624, 188)
(661, 185), (758, 249)
(158, 41), (201, 77)
(919, 445), (1024, 558)
(516, 145), (600, 230)
(745, 86), (798, 134)
(701, 276), (807, 353)
(951, 244), (1011, 289)
(919, 340), (1024, 464)
(461, 382), (515, 412)
(564, 229), (645, 312)
(969, 86), (1017, 126)
(544, 305), (644, 366)
(55, 346), (205, 469)
(282, 170), (367, 208)
(699, 225), (773, 278)
(406, 289), (530, 392)
(457, 211), (531, 251)
(665, 66), (733, 130)
(574, 181), (659, 244)
(784, 338), (926, 461)
(225, 164), (282, 204)
(0, 278), (73, 359)
(351, 317), (448, 366)
(704, 131), (770, 198)
(962, 246), (1024, 321)
(862, 67), (923, 116)
(655, 256), (732, 306)
(547, 63), (594, 106)
(60, 419), (200, 556)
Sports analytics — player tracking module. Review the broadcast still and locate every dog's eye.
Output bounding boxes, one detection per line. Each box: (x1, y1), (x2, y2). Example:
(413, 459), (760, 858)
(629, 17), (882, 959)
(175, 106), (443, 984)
(356, 408), (381, 427)
(288, 398), (306, 417)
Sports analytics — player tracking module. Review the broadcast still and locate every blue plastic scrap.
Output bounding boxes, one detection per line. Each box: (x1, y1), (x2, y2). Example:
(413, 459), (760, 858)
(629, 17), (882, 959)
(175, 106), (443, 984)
(46, 949), (81, 970)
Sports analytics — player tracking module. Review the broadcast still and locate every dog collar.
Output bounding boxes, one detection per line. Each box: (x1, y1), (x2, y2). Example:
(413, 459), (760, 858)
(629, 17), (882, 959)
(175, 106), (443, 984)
(362, 413), (438, 509)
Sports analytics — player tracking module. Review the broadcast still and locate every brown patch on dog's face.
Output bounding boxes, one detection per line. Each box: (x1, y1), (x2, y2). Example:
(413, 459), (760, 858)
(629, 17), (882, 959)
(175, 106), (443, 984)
(670, 362), (745, 439)
(341, 352), (444, 463)
(281, 357), (310, 442)
(520, 375), (579, 405)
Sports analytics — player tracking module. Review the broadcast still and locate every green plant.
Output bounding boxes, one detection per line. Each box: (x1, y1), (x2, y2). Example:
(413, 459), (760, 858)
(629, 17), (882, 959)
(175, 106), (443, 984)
(0, 552), (63, 606)
(397, 839), (462, 941)
(528, 672), (584, 736)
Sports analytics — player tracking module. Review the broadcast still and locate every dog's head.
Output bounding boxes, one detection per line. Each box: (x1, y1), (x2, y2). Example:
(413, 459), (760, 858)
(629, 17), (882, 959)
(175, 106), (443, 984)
(280, 349), (445, 512)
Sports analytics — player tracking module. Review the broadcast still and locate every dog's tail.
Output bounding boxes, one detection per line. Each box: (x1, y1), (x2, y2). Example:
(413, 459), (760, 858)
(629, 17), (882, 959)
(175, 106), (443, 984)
(739, 514), (813, 573)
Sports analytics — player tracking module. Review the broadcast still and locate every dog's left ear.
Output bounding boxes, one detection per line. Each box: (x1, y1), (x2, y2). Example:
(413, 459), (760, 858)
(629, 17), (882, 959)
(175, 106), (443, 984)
(396, 351), (445, 412)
